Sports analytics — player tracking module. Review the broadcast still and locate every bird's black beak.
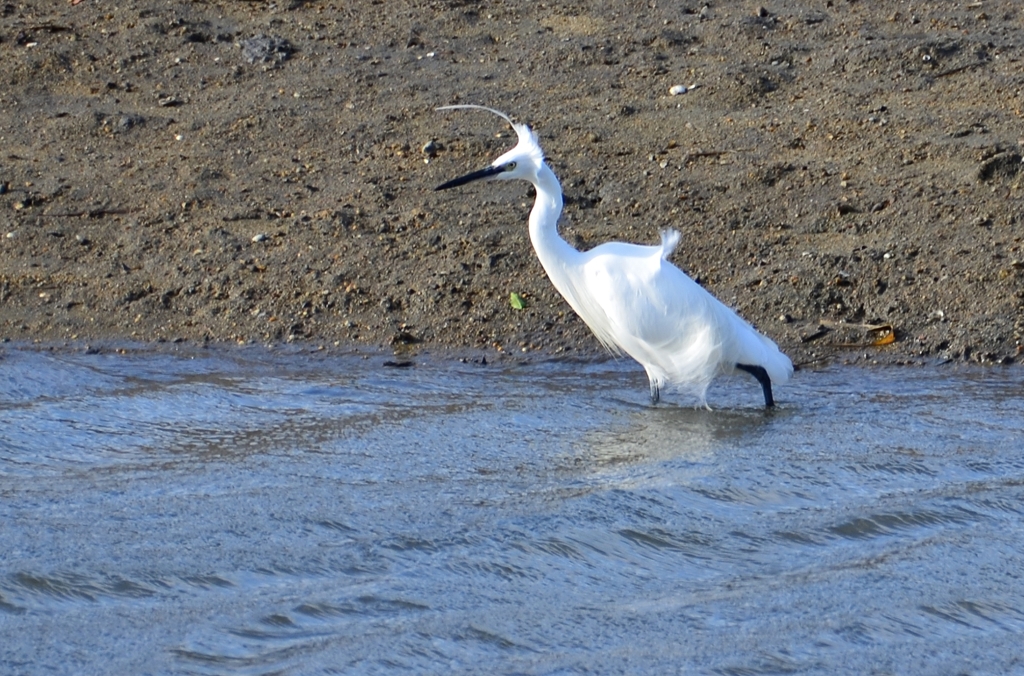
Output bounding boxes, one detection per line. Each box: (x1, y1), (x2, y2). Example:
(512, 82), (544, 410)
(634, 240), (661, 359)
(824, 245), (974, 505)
(435, 165), (505, 191)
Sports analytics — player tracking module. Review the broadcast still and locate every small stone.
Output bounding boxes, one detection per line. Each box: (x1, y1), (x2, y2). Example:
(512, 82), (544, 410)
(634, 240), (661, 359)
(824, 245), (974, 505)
(118, 114), (145, 131)
(240, 35), (294, 65)
(669, 84), (688, 96)
(252, 233), (269, 243)
(422, 140), (438, 157)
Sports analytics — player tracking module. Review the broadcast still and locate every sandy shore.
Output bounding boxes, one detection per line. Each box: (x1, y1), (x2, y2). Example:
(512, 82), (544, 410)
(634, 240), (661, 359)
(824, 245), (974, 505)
(2, 0), (1022, 367)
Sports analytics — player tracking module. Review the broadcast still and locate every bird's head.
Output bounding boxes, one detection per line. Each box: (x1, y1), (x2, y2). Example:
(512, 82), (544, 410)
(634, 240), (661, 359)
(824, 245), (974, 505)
(435, 105), (545, 191)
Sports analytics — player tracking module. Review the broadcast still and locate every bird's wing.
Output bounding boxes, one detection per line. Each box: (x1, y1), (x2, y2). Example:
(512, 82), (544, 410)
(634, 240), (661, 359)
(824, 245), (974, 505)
(580, 240), (792, 385)
(580, 242), (714, 349)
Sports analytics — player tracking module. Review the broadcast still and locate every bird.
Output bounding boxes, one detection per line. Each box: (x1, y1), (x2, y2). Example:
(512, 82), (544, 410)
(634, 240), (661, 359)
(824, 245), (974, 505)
(434, 105), (793, 407)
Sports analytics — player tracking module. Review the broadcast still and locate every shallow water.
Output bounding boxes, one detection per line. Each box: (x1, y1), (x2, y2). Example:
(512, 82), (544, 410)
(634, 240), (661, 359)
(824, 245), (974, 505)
(2, 346), (1024, 675)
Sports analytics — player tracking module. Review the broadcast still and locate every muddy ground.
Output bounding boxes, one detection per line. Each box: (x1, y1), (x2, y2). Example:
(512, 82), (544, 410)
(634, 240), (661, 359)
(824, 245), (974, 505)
(2, 0), (1023, 369)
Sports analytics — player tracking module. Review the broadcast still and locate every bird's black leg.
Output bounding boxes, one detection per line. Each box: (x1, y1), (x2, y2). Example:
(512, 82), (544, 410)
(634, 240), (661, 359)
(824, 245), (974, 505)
(736, 363), (775, 407)
(649, 380), (660, 405)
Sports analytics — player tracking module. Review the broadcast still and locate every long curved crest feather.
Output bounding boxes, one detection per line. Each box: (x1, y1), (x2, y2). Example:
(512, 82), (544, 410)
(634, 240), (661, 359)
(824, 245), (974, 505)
(436, 104), (544, 164)
(436, 104), (515, 127)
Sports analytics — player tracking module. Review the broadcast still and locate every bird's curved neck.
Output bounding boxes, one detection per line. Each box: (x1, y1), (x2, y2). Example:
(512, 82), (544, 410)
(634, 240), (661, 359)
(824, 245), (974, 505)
(528, 163), (579, 272)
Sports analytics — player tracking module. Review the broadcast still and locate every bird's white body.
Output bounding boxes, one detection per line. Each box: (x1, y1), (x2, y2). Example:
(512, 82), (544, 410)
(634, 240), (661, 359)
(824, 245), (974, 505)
(437, 106), (793, 406)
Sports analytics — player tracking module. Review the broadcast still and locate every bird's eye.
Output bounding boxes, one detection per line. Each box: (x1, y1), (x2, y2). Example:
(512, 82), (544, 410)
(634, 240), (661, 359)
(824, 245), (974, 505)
(505, 161), (517, 171)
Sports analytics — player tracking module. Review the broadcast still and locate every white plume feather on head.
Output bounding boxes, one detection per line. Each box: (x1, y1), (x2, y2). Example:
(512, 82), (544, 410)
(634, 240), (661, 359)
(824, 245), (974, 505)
(436, 104), (544, 166)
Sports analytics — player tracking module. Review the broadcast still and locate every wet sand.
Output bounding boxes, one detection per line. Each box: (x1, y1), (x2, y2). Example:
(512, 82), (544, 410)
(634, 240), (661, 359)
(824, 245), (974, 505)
(2, 0), (1022, 366)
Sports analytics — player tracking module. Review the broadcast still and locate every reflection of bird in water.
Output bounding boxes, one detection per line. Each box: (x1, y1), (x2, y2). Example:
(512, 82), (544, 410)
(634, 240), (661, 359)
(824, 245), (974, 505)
(436, 105), (792, 407)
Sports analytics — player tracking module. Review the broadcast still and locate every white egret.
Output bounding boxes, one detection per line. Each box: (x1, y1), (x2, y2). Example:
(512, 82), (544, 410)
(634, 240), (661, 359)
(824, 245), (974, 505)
(435, 105), (793, 407)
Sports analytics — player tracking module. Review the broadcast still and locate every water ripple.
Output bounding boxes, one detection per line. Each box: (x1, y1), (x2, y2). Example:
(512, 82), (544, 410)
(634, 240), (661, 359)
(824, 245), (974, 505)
(3, 350), (1024, 674)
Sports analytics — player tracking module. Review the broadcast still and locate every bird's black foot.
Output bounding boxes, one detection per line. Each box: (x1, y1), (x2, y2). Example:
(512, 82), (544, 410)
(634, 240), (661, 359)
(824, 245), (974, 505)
(736, 363), (775, 407)
(649, 380), (660, 405)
